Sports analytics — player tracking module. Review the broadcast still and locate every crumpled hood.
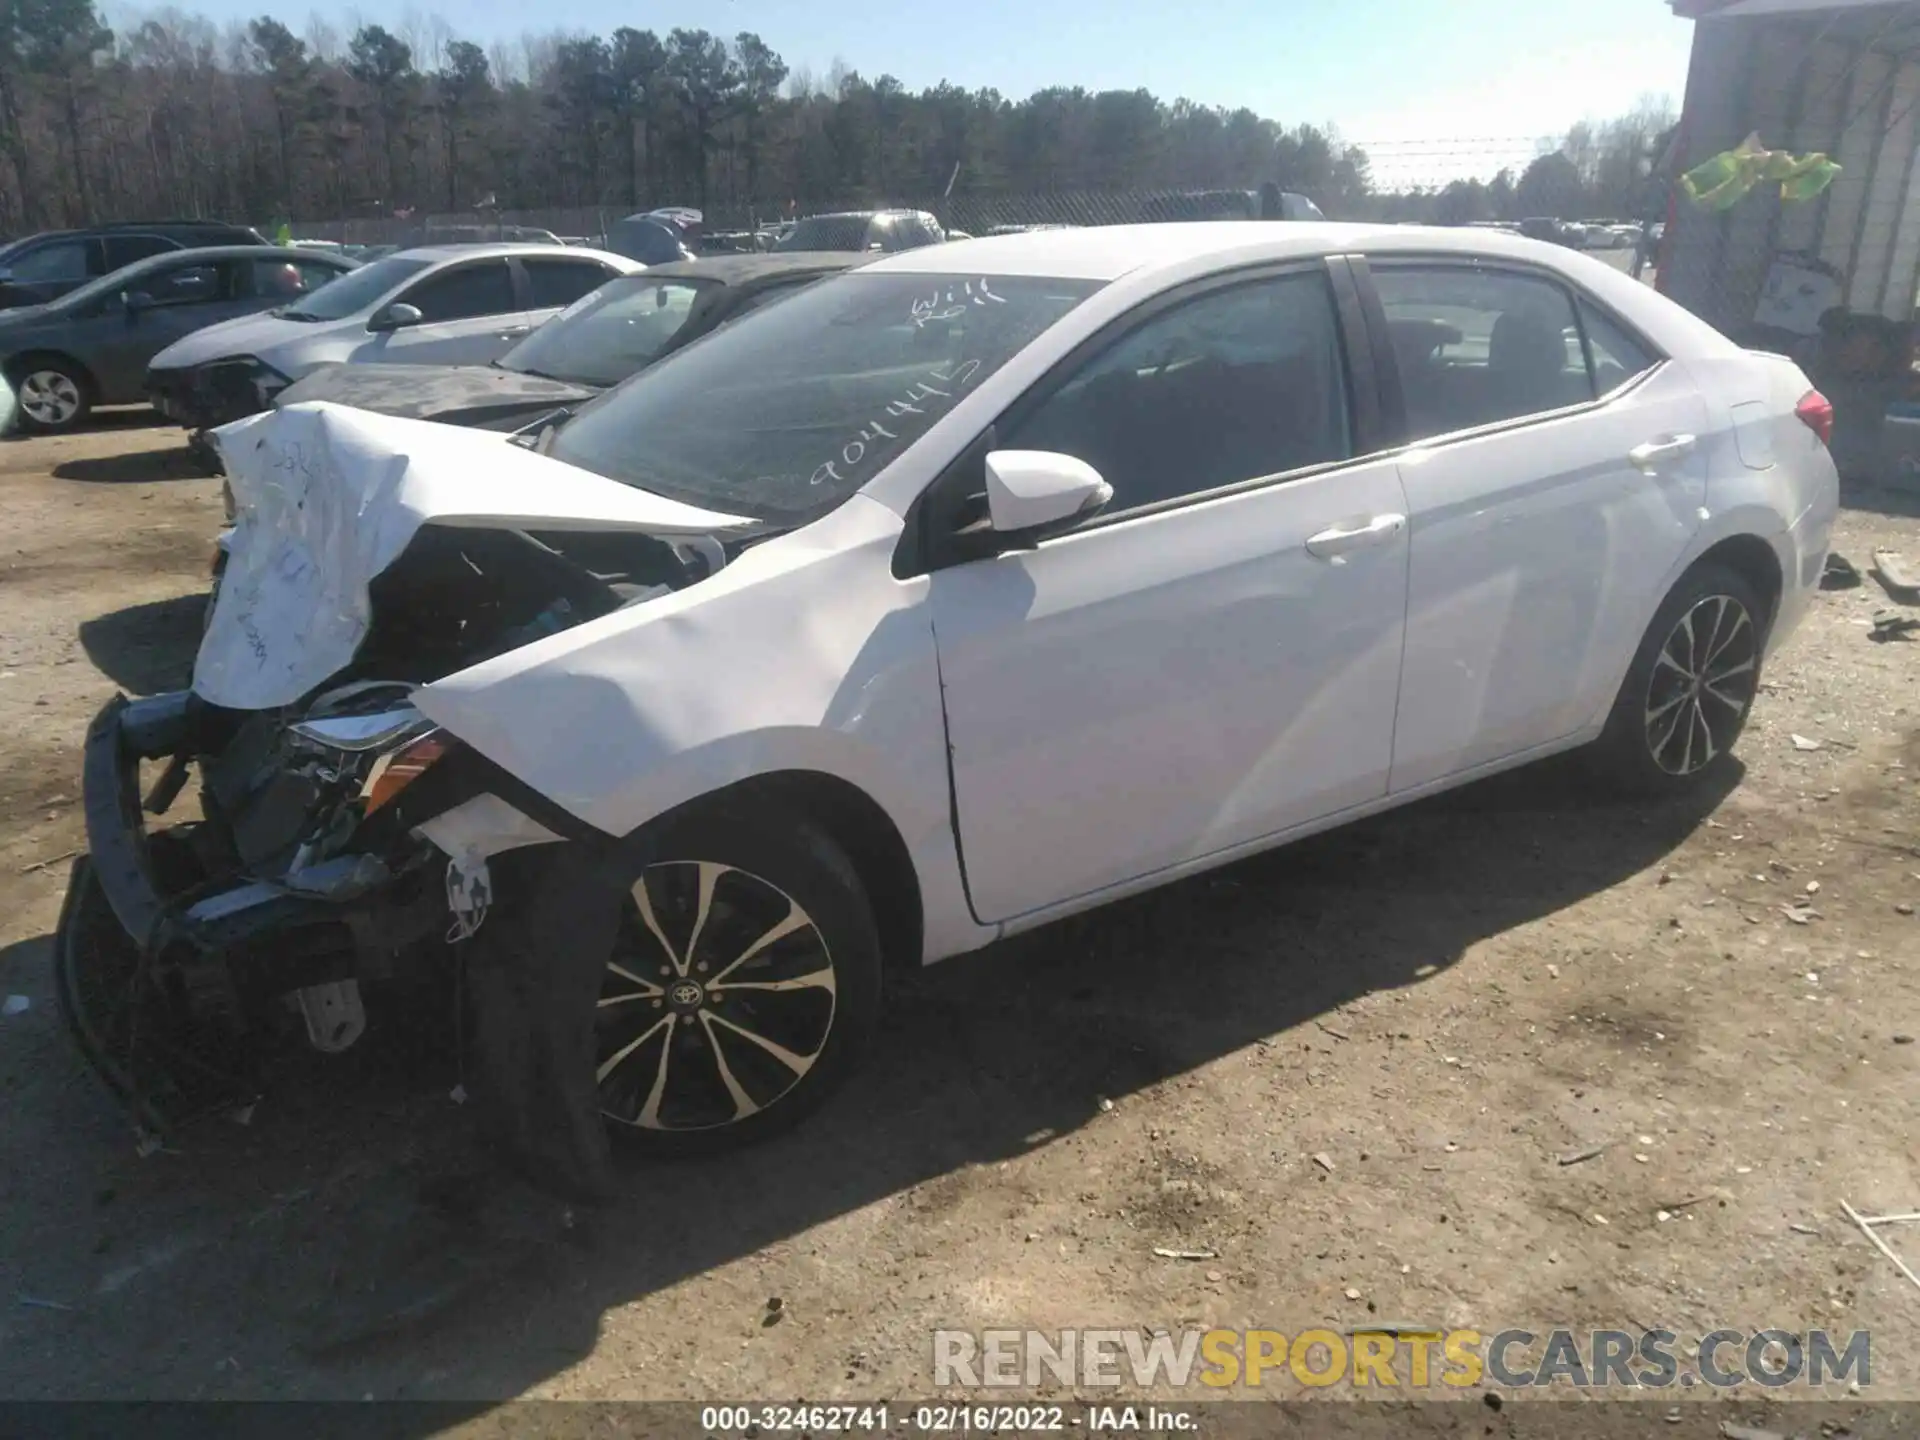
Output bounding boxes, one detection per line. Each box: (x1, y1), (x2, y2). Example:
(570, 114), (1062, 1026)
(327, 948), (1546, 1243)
(276, 362), (600, 424)
(194, 401), (756, 711)
(150, 309), (325, 373)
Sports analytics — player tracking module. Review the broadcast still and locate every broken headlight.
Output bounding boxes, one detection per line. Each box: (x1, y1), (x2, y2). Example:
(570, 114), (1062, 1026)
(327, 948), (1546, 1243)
(202, 355), (291, 417)
(361, 731), (453, 815)
(288, 705), (453, 814)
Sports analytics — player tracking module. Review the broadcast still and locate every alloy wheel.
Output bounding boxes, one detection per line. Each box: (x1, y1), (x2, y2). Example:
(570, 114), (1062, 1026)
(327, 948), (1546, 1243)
(1643, 593), (1758, 776)
(596, 860), (837, 1134)
(19, 369), (81, 427)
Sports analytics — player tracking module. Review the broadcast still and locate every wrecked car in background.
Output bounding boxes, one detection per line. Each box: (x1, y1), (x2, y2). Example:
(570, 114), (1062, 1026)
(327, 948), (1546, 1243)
(269, 252), (869, 433)
(2, 246), (356, 435)
(59, 224), (1836, 1198)
(144, 243), (640, 461)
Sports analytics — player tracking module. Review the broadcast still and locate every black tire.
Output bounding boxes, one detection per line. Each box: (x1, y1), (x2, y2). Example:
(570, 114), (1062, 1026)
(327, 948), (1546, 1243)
(1590, 562), (1768, 795)
(11, 355), (93, 434)
(595, 807), (883, 1158)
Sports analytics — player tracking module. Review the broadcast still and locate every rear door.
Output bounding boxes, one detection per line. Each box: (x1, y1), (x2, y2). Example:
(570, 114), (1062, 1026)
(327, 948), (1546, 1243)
(1355, 256), (1709, 791)
(362, 257), (526, 364)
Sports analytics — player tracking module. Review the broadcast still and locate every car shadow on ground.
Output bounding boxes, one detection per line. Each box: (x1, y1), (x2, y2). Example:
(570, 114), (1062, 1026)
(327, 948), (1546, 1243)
(77, 595), (204, 695)
(0, 750), (1739, 1404)
(1, 407), (166, 442)
(1838, 472), (1920, 521)
(51, 442), (205, 485)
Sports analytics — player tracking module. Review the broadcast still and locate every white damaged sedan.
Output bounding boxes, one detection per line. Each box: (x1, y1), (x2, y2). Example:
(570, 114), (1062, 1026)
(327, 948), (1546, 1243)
(59, 223), (1837, 1192)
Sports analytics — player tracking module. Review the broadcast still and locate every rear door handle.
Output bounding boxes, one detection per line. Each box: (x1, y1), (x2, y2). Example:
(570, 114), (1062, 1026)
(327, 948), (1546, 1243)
(1306, 512), (1407, 559)
(1628, 433), (1697, 472)
(498, 325), (531, 337)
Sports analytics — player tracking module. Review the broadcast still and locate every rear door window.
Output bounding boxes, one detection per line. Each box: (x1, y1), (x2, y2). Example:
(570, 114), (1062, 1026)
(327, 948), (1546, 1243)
(140, 261), (223, 307)
(1372, 266), (1591, 441)
(1578, 299), (1659, 398)
(398, 259), (517, 322)
(523, 257), (617, 309)
(247, 257), (338, 299)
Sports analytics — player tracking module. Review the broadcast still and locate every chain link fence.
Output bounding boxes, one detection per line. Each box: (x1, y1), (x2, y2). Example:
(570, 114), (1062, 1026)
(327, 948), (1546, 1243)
(286, 189), (1315, 248)
(284, 182), (1662, 255)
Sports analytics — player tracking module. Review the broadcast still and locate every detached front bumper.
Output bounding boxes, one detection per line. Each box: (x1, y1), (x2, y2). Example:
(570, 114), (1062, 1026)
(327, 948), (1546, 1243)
(74, 692), (424, 959)
(78, 693), (188, 951)
(64, 692), (624, 1197)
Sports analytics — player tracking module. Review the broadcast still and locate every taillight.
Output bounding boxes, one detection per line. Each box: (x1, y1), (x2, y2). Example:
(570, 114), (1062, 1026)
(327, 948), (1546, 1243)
(1796, 389), (1834, 446)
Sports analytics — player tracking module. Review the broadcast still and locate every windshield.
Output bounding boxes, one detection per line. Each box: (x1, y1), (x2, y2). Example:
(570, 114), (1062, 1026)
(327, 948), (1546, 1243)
(501, 276), (710, 386)
(282, 255), (429, 320)
(776, 216), (877, 252)
(546, 271), (1102, 524)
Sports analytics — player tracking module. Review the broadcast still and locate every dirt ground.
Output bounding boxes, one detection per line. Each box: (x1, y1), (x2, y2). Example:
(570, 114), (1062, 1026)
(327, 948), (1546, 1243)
(1, 412), (1918, 1419)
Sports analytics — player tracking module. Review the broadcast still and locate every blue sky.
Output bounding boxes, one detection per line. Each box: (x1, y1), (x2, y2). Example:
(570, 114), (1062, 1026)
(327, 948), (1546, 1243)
(108, 0), (1696, 183)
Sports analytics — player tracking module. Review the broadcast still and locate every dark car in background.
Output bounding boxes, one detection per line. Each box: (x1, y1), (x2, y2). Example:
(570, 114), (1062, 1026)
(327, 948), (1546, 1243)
(1, 245), (356, 433)
(605, 209), (703, 266)
(0, 220), (267, 311)
(1139, 186), (1326, 222)
(271, 251), (868, 432)
(774, 209), (945, 253)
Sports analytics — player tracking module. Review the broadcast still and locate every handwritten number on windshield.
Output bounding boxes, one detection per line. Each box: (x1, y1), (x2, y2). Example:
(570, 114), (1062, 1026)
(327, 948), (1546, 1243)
(808, 358), (985, 486)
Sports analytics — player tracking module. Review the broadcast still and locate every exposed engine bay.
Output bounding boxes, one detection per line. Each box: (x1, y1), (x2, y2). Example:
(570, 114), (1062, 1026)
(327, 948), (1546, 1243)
(57, 403), (757, 1183)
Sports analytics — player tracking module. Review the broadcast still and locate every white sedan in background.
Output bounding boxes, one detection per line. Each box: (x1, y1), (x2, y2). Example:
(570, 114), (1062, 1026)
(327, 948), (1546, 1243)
(143, 242), (641, 435)
(68, 222), (1838, 1184)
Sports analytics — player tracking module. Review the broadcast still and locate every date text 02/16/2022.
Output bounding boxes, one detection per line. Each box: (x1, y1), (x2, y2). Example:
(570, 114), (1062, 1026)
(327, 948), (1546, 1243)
(697, 1404), (1198, 1433)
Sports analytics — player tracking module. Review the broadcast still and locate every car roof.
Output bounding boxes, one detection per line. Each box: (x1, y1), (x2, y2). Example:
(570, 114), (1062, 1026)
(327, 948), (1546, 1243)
(120, 244), (356, 272)
(394, 242), (632, 264)
(14, 220), (252, 240)
(796, 210), (926, 222)
(631, 251), (872, 285)
(860, 220), (1630, 282)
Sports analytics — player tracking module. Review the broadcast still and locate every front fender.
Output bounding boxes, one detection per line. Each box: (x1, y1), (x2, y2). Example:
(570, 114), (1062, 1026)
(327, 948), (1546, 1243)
(411, 494), (984, 957)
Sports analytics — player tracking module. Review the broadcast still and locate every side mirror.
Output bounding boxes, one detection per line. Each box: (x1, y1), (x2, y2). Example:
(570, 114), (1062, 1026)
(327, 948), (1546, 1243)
(984, 449), (1112, 535)
(123, 289), (154, 313)
(369, 301), (423, 332)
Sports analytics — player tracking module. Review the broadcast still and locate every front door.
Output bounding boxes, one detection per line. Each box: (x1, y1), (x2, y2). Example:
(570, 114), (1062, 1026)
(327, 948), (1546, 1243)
(1363, 260), (1712, 791)
(91, 259), (254, 400)
(927, 268), (1411, 923)
(362, 257), (531, 365)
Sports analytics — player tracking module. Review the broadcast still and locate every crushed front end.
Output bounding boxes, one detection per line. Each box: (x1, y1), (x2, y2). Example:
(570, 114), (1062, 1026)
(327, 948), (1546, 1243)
(56, 401), (757, 1194)
(59, 685), (467, 1128)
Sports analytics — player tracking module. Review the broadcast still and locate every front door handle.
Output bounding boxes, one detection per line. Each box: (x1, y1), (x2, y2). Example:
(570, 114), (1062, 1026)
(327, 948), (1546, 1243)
(498, 326), (530, 337)
(1628, 433), (1697, 472)
(1306, 512), (1407, 560)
